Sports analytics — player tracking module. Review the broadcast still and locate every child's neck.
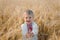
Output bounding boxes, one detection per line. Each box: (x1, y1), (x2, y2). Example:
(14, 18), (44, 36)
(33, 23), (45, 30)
(27, 23), (32, 25)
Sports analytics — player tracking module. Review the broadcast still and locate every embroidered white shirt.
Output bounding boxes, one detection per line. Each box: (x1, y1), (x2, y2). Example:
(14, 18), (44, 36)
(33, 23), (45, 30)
(21, 22), (38, 40)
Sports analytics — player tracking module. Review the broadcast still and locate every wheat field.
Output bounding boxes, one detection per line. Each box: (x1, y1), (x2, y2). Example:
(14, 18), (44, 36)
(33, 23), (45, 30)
(0, 0), (60, 40)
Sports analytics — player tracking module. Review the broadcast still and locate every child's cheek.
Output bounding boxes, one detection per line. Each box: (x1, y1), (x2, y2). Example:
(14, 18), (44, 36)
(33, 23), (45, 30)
(24, 18), (26, 22)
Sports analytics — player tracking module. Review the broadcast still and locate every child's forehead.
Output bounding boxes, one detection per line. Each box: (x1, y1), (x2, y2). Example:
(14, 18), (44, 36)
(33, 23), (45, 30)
(23, 12), (33, 16)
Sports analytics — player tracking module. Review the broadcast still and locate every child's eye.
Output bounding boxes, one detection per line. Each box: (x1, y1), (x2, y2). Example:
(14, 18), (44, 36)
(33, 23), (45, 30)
(26, 17), (28, 19)
(29, 17), (31, 19)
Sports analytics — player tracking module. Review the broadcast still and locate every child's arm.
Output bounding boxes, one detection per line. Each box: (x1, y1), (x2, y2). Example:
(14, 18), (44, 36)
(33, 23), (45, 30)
(32, 24), (38, 36)
(21, 24), (27, 37)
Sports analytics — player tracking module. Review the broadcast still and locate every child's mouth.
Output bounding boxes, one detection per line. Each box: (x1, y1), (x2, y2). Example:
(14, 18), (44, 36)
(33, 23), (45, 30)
(27, 21), (30, 22)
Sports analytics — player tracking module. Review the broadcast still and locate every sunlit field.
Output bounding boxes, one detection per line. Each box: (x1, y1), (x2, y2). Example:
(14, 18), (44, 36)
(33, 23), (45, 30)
(0, 0), (60, 40)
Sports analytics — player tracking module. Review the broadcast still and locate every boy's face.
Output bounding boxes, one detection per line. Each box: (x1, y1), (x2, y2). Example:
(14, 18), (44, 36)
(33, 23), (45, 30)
(23, 12), (34, 24)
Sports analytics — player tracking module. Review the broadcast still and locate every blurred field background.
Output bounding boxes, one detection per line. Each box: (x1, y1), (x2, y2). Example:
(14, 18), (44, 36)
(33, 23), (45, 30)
(0, 0), (60, 40)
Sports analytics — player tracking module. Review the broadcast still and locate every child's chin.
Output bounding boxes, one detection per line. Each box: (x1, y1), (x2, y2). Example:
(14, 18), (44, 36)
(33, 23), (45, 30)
(26, 22), (31, 24)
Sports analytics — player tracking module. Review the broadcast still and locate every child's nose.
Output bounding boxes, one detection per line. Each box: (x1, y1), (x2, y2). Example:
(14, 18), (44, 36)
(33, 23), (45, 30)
(27, 18), (30, 20)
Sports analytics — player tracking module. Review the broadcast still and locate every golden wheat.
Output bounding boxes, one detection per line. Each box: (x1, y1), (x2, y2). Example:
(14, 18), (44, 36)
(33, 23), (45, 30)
(0, 0), (60, 40)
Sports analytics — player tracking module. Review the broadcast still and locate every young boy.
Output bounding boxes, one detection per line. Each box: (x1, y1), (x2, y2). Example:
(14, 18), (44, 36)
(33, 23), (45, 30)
(21, 9), (38, 40)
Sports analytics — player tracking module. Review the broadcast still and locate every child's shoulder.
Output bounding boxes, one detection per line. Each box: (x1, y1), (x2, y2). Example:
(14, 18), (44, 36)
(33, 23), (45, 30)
(21, 23), (26, 27)
(33, 22), (37, 24)
(33, 22), (38, 26)
(21, 23), (25, 27)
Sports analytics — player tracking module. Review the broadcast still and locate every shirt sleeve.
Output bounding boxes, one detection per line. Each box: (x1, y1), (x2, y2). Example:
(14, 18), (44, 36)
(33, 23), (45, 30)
(21, 24), (27, 36)
(32, 23), (38, 35)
